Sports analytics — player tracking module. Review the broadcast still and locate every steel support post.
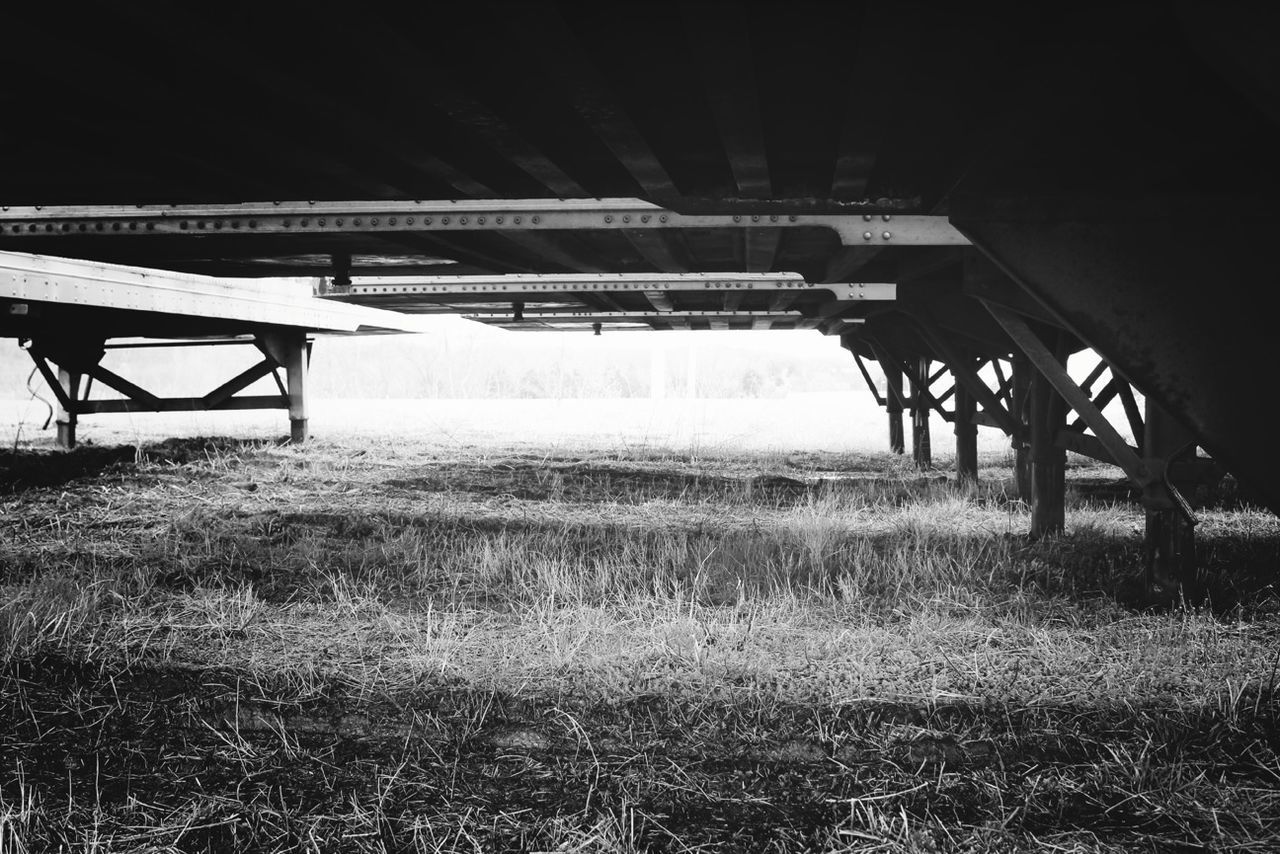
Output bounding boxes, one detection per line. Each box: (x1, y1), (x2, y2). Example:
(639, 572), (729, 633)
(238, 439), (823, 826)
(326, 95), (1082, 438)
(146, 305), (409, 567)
(1143, 399), (1198, 589)
(55, 367), (81, 450)
(884, 359), (905, 454)
(1011, 355), (1032, 500)
(912, 355), (932, 470)
(954, 366), (978, 483)
(1028, 336), (1068, 537)
(259, 331), (311, 443)
(286, 338), (310, 443)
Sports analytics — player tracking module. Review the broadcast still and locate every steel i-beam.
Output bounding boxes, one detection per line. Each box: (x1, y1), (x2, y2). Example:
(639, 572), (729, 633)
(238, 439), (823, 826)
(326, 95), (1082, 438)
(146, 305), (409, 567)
(337, 272), (896, 303)
(0, 199), (970, 247)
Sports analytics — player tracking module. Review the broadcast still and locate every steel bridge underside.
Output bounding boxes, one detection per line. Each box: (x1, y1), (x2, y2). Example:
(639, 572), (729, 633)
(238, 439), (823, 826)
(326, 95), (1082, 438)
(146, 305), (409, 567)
(3, 2), (1279, 584)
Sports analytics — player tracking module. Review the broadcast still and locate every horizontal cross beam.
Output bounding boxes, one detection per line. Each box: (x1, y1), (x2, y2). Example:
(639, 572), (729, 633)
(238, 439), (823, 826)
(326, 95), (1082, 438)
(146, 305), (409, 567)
(466, 310), (820, 325)
(76, 395), (289, 415)
(0, 199), (969, 247)
(336, 272), (895, 302)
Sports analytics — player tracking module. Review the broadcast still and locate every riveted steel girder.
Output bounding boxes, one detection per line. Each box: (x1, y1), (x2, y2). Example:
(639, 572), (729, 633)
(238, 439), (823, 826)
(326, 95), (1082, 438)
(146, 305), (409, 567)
(334, 272), (896, 302)
(469, 308), (827, 332)
(0, 199), (969, 247)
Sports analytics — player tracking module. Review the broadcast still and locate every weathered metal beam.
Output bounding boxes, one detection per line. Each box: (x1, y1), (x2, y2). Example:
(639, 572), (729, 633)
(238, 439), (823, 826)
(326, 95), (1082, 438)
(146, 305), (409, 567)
(990, 357), (1012, 408)
(201, 359), (279, 409)
(885, 360), (905, 454)
(1070, 375), (1122, 432)
(55, 367), (80, 449)
(955, 375), (979, 483)
(27, 352), (75, 413)
(466, 310), (806, 325)
(0, 200), (970, 247)
(338, 273), (895, 303)
(985, 303), (1150, 488)
(1028, 333), (1069, 536)
(852, 352), (886, 407)
(83, 364), (162, 410)
(1143, 399), (1198, 587)
(1054, 429), (1133, 465)
(911, 355), (933, 468)
(1079, 359), (1108, 396)
(1011, 356), (1032, 500)
(1116, 380), (1146, 453)
(78, 395), (289, 414)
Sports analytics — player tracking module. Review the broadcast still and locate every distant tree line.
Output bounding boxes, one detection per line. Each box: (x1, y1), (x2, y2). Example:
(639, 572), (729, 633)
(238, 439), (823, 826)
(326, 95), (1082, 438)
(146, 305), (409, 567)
(0, 333), (860, 401)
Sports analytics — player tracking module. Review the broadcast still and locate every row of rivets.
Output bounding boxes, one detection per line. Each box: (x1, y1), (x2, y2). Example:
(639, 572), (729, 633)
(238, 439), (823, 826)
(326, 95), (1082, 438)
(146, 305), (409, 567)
(2, 210), (853, 234)
(356, 278), (811, 294)
(862, 230), (893, 241)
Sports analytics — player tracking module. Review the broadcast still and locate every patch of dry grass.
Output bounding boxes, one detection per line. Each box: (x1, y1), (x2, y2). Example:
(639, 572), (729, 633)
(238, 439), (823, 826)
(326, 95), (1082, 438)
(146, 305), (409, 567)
(1, 435), (1278, 851)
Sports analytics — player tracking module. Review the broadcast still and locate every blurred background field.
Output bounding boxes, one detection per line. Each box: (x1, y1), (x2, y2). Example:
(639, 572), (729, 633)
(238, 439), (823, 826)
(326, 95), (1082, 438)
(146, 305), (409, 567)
(0, 316), (1123, 458)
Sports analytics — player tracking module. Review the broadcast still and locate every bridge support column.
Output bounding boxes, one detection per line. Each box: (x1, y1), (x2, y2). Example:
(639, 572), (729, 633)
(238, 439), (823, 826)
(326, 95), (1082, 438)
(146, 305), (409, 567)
(884, 360), (905, 454)
(55, 367), (81, 450)
(1011, 355), (1032, 500)
(259, 331), (311, 443)
(286, 340), (310, 444)
(912, 356), (932, 469)
(1028, 335), (1068, 537)
(1142, 400), (1198, 590)
(954, 369), (978, 483)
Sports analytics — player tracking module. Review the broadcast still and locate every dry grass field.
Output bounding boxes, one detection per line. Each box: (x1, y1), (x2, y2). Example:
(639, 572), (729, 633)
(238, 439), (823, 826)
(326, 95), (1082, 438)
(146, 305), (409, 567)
(1, 401), (1279, 852)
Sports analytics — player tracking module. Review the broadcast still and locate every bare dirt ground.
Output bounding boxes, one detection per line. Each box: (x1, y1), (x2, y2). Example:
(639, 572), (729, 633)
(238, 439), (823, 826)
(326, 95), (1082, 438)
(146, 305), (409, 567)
(1, 415), (1279, 852)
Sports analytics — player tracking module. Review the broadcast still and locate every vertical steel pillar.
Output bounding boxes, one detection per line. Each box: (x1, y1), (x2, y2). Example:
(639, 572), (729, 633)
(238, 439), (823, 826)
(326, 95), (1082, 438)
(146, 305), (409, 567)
(884, 359), (905, 454)
(285, 337), (310, 444)
(1143, 399), (1197, 588)
(259, 331), (311, 444)
(954, 364), (978, 483)
(55, 367), (81, 450)
(912, 355), (932, 470)
(1010, 355), (1032, 500)
(1028, 336), (1068, 537)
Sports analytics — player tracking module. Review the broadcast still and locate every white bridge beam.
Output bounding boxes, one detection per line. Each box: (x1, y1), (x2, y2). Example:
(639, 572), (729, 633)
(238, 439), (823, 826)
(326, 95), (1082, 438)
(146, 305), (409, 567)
(0, 199), (969, 247)
(0, 250), (426, 334)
